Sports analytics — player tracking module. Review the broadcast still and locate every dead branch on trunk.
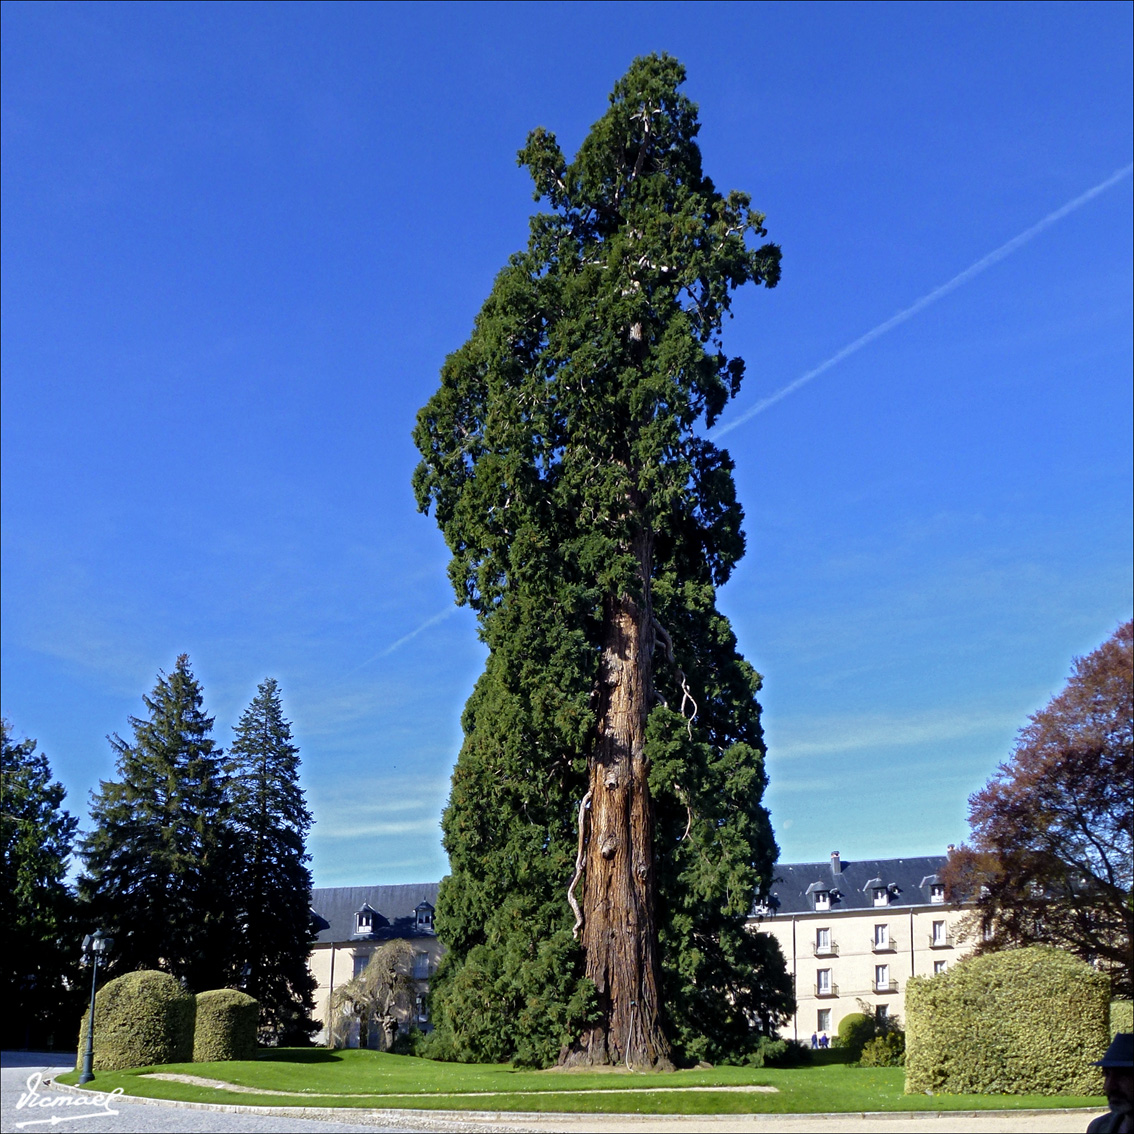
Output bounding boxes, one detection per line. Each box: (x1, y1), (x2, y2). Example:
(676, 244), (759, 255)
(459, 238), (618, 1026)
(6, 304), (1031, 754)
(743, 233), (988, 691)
(567, 790), (593, 939)
(651, 617), (699, 737)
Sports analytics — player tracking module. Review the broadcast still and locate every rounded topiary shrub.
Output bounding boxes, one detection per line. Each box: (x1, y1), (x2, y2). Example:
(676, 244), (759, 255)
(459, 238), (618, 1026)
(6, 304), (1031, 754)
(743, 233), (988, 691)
(835, 1012), (875, 1059)
(905, 946), (1108, 1096)
(76, 970), (195, 1072)
(193, 989), (259, 1062)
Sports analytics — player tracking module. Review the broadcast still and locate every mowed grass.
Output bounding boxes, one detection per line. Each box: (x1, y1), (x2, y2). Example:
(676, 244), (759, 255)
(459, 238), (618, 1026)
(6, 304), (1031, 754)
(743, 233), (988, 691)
(54, 1048), (1106, 1115)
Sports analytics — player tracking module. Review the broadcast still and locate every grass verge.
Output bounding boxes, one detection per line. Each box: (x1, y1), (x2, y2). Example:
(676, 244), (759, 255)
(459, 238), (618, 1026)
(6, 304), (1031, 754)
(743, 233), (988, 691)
(53, 1049), (1106, 1115)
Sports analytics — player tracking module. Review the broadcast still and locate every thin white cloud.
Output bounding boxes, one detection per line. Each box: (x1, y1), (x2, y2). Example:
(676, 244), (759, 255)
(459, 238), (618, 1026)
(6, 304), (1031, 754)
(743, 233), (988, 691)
(714, 163), (1134, 438)
(767, 707), (1017, 761)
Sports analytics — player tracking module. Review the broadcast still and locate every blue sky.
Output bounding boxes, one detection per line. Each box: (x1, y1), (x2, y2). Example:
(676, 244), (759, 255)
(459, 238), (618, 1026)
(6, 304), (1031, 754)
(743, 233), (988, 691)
(2, 1), (1131, 888)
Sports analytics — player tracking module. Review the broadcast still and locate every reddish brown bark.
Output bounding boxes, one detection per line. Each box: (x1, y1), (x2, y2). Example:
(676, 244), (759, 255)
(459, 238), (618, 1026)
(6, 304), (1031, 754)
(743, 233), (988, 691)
(564, 537), (673, 1069)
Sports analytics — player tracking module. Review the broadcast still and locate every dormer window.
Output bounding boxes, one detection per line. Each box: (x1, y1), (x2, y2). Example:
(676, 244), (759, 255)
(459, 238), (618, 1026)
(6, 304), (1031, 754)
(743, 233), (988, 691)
(814, 890), (830, 910)
(415, 902), (435, 930)
(930, 884), (945, 904)
(356, 911), (372, 933)
(873, 887), (889, 907)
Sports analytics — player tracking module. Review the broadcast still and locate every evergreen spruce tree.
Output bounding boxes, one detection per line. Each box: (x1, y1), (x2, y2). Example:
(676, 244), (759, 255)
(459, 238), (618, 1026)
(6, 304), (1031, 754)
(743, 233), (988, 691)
(228, 678), (317, 1043)
(413, 54), (793, 1068)
(80, 655), (233, 991)
(1, 720), (79, 1047)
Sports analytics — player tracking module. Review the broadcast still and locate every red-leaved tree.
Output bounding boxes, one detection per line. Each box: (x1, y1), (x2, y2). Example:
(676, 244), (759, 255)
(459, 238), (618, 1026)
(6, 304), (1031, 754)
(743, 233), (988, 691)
(943, 622), (1133, 996)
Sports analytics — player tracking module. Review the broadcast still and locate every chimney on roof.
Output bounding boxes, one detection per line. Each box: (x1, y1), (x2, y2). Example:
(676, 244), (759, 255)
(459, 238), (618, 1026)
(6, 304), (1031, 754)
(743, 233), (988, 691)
(830, 851), (841, 874)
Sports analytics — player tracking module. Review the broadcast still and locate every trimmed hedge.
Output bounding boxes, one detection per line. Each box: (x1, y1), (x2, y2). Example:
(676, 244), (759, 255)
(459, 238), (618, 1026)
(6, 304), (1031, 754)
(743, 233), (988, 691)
(77, 970), (195, 1072)
(1112, 1000), (1133, 1037)
(193, 989), (259, 1062)
(905, 946), (1108, 1095)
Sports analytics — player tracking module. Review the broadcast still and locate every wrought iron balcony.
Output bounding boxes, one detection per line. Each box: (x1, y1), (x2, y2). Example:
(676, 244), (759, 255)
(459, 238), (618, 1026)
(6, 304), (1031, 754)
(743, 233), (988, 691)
(815, 983), (839, 998)
(874, 978), (899, 993)
(812, 941), (839, 957)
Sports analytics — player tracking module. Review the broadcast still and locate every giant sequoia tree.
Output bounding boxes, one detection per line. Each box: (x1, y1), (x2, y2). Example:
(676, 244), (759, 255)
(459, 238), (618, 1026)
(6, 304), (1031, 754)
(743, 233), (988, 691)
(413, 55), (791, 1068)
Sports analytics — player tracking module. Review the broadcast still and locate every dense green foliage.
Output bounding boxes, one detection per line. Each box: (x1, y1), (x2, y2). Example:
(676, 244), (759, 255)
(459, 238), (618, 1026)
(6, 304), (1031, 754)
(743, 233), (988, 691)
(193, 989), (259, 1062)
(77, 969), (195, 1072)
(79, 661), (316, 1014)
(228, 678), (317, 1043)
(905, 946), (1108, 1095)
(413, 53), (789, 1067)
(80, 655), (233, 991)
(1, 720), (79, 1047)
(859, 1032), (906, 1067)
(835, 1012), (875, 1059)
(1112, 999), (1133, 1037)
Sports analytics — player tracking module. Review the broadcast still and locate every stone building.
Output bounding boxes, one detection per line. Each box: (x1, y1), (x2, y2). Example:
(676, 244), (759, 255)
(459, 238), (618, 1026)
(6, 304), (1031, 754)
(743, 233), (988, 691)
(308, 883), (442, 1046)
(749, 851), (970, 1043)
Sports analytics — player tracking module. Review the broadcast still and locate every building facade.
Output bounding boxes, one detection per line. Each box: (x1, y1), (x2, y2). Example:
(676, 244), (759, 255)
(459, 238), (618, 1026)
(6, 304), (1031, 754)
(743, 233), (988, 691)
(309, 855), (968, 1048)
(749, 852), (971, 1043)
(308, 883), (442, 1046)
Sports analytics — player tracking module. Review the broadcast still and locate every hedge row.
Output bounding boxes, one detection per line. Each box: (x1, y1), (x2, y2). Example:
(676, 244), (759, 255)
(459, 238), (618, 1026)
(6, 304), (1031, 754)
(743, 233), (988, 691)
(77, 970), (259, 1071)
(905, 946), (1108, 1096)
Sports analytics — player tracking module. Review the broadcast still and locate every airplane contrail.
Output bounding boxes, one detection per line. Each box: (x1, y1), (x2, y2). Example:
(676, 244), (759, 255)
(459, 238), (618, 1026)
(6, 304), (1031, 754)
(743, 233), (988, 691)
(713, 163), (1134, 440)
(340, 605), (459, 677)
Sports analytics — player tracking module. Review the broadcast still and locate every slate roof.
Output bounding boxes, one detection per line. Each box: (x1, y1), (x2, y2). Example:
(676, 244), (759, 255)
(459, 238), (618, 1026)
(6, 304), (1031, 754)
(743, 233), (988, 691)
(310, 883), (440, 945)
(753, 854), (950, 917)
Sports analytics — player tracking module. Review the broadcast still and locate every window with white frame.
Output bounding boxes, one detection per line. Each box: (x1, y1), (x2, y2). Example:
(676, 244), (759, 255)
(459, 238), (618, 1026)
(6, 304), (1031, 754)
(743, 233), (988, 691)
(817, 1008), (831, 1033)
(875, 964), (890, 990)
(934, 960), (948, 975)
(817, 968), (832, 995)
(873, 887), (889, 906)
(413, 951), (430, 979)
(816, 927), (831, 952)
(352, 953), (370, 978)
(814, 890), (830, 910)
(874, 923), (889, 948)
(355, 911), (372, 933)
(930, 884), (945, 903)
(931, 919), (946, 945)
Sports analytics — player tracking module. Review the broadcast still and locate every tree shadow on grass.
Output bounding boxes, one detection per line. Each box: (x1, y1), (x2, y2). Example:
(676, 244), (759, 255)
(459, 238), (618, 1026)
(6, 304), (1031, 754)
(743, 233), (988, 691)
(256, 1048), (345, 1065)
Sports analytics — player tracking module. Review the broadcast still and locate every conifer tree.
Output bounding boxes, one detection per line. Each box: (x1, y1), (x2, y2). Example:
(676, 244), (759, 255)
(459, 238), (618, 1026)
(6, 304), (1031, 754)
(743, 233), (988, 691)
(413, 54), (792, 1067)
(80, 655), (233, 991)
(1, 720), (79, 1047)
(228, 678), (317, 1042)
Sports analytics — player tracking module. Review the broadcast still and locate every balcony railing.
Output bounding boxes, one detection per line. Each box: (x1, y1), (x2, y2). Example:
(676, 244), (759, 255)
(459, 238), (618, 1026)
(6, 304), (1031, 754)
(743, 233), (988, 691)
(874, 979), (899, 993)
(813, 942), (839, 957)
(815, 983), (839, 998)
(928, 932), (954, 949)
(871, 939), (897, 953)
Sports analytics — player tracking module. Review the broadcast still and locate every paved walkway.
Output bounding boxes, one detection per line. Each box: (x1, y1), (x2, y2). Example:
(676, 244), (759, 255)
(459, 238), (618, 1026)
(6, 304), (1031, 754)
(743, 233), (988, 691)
(1, 1052), (1107, 1133)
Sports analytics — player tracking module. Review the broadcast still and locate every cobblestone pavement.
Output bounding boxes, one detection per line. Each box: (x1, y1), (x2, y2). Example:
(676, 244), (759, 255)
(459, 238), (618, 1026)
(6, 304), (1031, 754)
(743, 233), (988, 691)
(1, 1052), (1106, 1134)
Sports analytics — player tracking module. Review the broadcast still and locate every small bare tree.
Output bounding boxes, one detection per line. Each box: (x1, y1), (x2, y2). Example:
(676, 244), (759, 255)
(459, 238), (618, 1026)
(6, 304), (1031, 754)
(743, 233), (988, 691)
(328, 940), (417, 1050)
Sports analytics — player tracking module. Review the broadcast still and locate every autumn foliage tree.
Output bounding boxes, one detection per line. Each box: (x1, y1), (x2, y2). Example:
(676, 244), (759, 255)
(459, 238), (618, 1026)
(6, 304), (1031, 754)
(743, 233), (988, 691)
(413, 54), (790, 1068)
(943, 622), (1133, 995)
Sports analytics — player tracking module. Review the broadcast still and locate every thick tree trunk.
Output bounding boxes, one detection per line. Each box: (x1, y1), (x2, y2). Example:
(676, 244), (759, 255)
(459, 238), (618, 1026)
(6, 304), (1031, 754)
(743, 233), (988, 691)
(564, 536), (673, 1069)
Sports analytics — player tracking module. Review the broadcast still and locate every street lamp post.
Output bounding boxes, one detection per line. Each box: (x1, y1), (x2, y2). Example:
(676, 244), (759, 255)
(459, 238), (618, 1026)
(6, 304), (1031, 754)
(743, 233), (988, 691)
(77, 930), (113, 1085)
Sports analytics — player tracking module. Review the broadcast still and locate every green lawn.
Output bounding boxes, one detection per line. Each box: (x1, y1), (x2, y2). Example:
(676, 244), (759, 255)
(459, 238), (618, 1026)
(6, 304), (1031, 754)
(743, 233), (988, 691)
(54, 1049), (1106, 1115)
